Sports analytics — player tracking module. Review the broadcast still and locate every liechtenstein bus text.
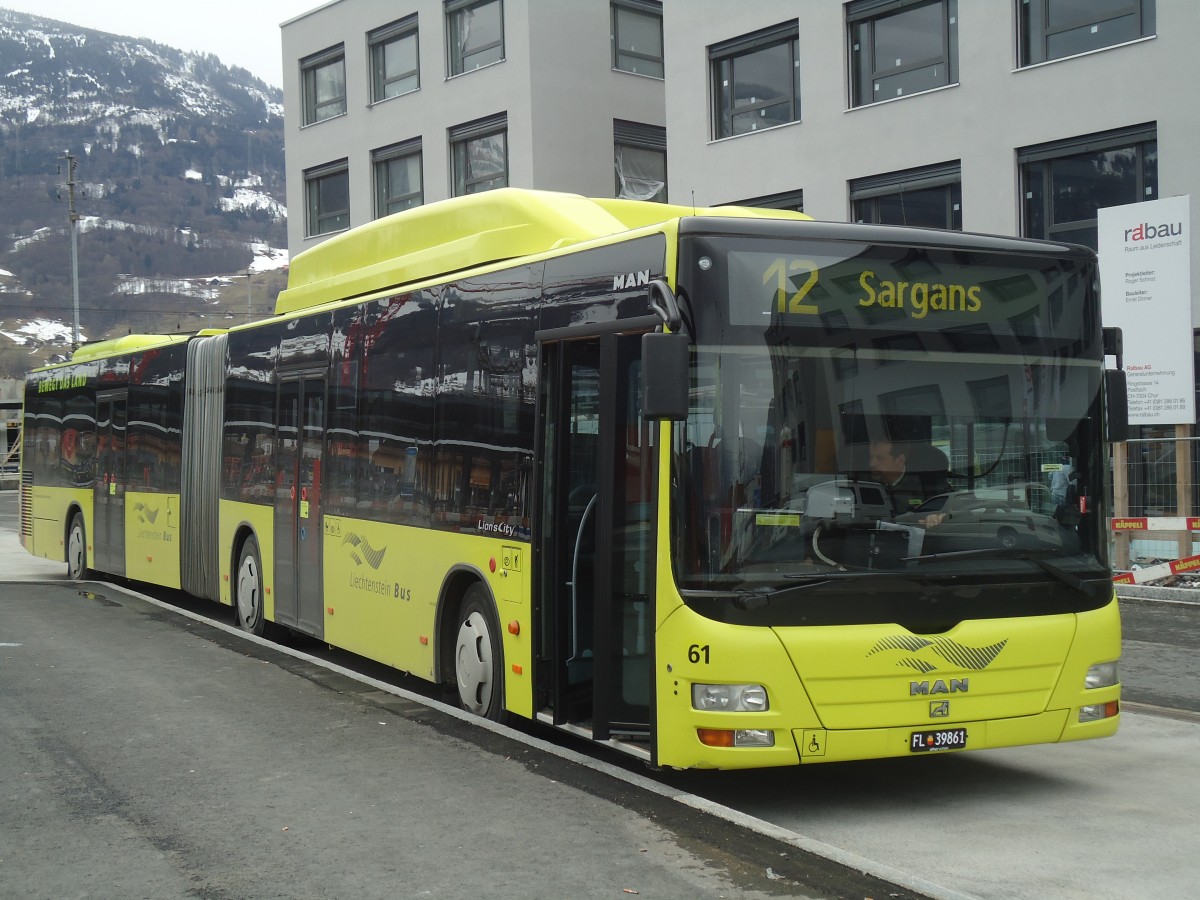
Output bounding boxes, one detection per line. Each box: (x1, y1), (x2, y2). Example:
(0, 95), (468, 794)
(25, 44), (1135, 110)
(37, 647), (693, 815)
(17, 189), (1123, 769)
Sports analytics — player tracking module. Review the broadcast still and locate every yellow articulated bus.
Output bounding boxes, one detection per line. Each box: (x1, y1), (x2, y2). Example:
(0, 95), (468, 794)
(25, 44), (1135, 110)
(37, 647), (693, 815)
(20, 188), (1126, 769)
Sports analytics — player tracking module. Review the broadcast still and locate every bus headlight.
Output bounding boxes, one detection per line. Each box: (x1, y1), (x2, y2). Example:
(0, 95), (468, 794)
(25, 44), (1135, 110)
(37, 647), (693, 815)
(1084, 661), (1119, 689)
(1079, 700), (1120, 722)
(692, 683), (769, 712)
(697, 728), (775, 748)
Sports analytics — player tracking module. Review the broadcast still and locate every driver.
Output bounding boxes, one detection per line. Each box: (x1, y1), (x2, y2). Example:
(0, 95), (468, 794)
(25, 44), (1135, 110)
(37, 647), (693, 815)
(869, 439), (950, 519)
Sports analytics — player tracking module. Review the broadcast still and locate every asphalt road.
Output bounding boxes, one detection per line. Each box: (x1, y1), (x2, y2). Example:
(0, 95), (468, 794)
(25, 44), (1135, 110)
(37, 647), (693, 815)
(0, 492), (929, 900)
(1118, 598), (1200, 712)
(4, 490), (1199, 900)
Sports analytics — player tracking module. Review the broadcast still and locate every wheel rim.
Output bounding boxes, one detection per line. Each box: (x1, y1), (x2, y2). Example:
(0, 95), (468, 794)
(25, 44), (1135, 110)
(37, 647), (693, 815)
(455, 610), (495, 715)
(236, 553), (260, 626)
(67, 523), (84, 578)
(999, 529), (1017, 549)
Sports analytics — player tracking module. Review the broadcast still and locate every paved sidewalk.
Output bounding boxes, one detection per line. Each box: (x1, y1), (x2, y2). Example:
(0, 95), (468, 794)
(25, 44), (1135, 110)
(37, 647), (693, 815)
(0, 528), (68, 581)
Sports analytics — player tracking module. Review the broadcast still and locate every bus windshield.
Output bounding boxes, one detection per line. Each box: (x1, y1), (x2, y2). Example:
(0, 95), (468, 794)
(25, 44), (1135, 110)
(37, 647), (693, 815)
(673, 229), (1110, 619)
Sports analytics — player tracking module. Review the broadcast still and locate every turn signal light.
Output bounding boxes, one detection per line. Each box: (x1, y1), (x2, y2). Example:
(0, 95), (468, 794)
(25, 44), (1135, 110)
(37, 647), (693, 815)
(697, 728), (735, 747)
(697, 728), (775, 748)
(1079, 700), (1120, 722)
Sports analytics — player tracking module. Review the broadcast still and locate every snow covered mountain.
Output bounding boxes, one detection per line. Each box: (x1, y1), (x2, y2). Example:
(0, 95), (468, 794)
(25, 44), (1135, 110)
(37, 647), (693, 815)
(0, 7), (288, 376)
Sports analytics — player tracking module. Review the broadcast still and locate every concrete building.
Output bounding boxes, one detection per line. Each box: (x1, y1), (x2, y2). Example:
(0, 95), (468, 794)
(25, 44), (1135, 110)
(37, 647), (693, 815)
(663, 0), (1196, 314)
(281, 0), (666, 253)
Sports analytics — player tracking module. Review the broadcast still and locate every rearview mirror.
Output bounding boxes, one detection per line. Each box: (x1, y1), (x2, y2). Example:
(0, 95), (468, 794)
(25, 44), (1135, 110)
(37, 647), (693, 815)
(642, 332), (689, 421)
(1104, 368), (1129, 443)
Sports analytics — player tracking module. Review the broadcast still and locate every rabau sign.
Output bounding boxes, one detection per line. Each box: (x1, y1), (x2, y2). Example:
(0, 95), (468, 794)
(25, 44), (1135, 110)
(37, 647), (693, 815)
(1098, 195), (1194, 425)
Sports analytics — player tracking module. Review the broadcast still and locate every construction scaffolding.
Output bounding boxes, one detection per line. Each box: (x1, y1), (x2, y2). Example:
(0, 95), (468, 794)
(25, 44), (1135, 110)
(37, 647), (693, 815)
(1112, 428), (1198, 570)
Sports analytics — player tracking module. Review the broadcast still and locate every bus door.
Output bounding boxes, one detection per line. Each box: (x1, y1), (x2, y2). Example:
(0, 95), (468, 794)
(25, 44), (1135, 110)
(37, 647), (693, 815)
(94, 392), (127, 576)
(538, 333), (655, 742)
(274, 375), (326, 637)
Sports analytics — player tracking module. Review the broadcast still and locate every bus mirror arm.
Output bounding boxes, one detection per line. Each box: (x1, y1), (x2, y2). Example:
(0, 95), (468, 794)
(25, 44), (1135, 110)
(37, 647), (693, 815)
(1102, 328), (1129, 443)
(1103, 326), (1123, 370)
(647, 279), (682, 333)
(1104, 368), (1129, 443)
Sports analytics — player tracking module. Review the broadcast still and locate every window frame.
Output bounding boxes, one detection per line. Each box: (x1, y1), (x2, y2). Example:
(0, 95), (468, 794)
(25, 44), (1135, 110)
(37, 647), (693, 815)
(449, 113), (509, 197)
(446, 0), (505, 77)
(304, 160), (350, 238)
(373, 139), (424, 218)
(301, 45), (347, 126)
(1018, 0), (1156, 67)
(369, 15), (420, 103)
(847, 0), (958, 108)
(850, 161), (962, 230)
(613, 119), (667, 203)
(709, 21), (802, 141)
(726, 189), (804, 213)
(1018, 124), (1158, 249)
(611, 0), (664, 78)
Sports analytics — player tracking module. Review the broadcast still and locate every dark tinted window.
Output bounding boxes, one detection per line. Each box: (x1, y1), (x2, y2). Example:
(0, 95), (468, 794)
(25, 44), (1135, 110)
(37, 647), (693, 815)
(435, 267), (539, 536)
(127, 344), (186, 493)
(346, 292), (438, 525)
(223, 326), (279, 503)
(1020, 0), (1155, 66)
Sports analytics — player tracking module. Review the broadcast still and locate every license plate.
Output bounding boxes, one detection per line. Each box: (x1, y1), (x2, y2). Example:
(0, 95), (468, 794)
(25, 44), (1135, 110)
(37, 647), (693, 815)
(909, 727), (967, 752)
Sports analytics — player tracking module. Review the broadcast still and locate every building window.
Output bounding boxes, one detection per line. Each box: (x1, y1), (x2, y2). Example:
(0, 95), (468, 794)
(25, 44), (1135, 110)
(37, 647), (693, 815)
(305, 160), (350, 237)
(370, 15), (419, 102)
(446, 0), (504, 76)
(848, 0), (957, 107)
(710, 22), (801, 140)
(1019, 0), (1155, 67)
(851, 162), (962, 230)
(450, 113), (508, 196)
(373, 140), (423, 218)
(301, 45), (346, 125)
(611, 0), (663, 78)
(614, 120), (666, 203)
(727, 189), (804, 213)
(1019, 124), (1157, 249)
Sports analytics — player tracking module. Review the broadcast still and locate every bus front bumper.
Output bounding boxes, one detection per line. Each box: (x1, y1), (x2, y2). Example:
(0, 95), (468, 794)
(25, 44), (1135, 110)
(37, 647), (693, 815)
(792, 707), (1119, 764)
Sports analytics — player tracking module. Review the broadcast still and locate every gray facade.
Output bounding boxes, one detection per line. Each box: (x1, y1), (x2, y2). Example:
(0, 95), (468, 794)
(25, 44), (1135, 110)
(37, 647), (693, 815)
(282, 0), (665, 253)
(664, 0), (1199, 318)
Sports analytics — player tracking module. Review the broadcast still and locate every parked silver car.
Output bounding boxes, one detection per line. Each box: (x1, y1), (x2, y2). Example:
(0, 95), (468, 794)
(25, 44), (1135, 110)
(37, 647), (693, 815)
(896, 485), (1064, 550)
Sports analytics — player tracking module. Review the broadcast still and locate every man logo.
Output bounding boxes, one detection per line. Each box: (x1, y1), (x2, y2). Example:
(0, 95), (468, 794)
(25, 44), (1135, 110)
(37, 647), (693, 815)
(930, 700), (950, 718)
(911, 678), (968, 695)
(612, 269), (651, 290)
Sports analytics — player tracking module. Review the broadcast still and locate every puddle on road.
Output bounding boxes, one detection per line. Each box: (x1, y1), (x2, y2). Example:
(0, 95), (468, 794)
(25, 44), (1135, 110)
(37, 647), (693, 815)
(78, 590), (122, 607)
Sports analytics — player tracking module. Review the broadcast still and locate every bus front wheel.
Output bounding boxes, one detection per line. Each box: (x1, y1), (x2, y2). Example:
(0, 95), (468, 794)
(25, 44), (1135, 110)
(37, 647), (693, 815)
(67, 513), (90, 580)
(454, 584), (505, 722)
(235, 537), (267, 637)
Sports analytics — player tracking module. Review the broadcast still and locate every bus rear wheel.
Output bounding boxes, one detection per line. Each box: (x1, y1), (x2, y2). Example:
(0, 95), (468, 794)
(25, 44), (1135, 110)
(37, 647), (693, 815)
(235, 536), (267, 636)
(66, 513), (90, 580)
(454, 585), (505, 721)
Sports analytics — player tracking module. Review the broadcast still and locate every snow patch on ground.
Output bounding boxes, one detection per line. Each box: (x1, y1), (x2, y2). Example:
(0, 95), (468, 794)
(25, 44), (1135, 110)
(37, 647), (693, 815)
(1, 319), (80, 346)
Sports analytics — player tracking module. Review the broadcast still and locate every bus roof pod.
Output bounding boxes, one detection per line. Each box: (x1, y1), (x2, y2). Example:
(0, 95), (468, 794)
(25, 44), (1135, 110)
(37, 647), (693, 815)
(275, 187), (810, 317)
(70, 333), (192, 362)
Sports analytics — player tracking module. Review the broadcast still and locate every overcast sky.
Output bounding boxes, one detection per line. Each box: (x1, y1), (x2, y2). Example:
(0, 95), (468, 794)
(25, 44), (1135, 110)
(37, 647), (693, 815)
(2, 0), (321, 87)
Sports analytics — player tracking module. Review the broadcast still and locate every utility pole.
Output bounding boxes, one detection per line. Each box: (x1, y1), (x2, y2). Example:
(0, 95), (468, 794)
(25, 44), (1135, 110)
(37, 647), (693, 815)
(58, 152), (81, 349)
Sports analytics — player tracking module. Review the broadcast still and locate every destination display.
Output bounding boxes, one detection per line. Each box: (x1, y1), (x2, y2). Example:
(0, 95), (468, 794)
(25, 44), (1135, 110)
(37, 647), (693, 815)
(726, 244), (1084, 335)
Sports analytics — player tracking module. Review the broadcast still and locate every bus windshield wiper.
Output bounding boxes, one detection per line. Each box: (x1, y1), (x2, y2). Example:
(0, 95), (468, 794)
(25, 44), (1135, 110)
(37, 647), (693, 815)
(783, 570), (905, 580)
(729, 571), (907, 614)
(901, 547), (1107, 600)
